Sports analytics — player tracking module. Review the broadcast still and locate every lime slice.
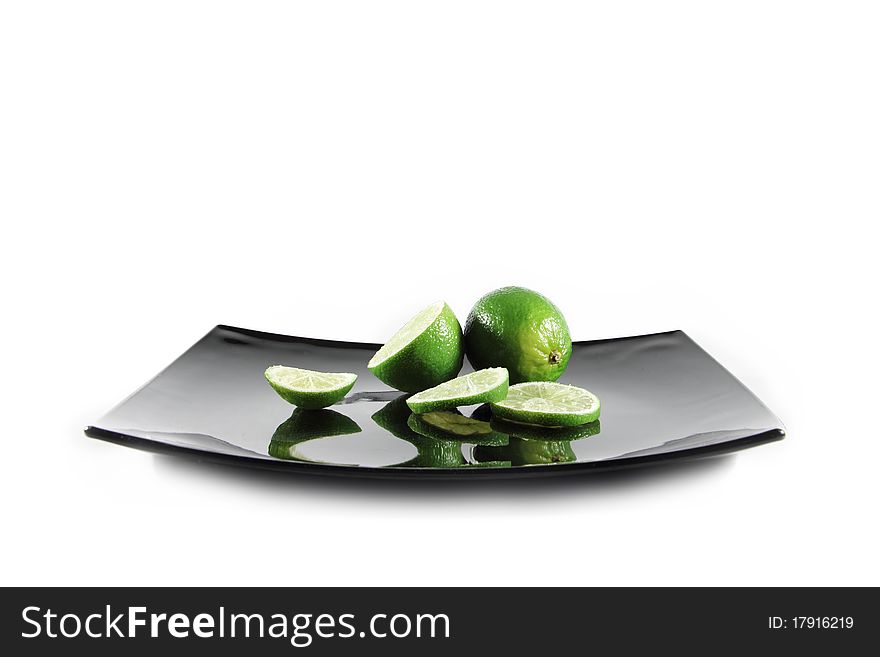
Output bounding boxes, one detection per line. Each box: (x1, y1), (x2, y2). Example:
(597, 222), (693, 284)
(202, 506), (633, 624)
(368, 301), (464, 393)
(490, 382), (600, 427)
(407, 411), (508, 446)
(265, 365), (357, 409)
(406, 367), (508, 413)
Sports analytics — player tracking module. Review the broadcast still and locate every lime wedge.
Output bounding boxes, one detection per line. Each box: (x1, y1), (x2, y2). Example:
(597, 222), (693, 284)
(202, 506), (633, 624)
(490, 382), (600, 427)
(407, 411), (508, 446)
(265, 365), (357, 409)
(406, 367), (508, 413)
(368, 301), (464, 393)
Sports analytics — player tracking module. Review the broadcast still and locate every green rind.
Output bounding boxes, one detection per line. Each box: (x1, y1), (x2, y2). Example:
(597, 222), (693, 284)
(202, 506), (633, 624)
(265, 370), (357, 409)
(490, 400), (600, 427)
(368, 302), (464, 393)
(405, 368), (509, 413)
(464, 286), (572, 384)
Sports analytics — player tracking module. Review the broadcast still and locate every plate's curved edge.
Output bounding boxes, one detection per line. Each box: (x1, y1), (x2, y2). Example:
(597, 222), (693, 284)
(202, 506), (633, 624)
(216, 324), (685, 351)
(216, 324), (383, 350)
(84, 426), (784, 481)
(674, 331), (787, 433)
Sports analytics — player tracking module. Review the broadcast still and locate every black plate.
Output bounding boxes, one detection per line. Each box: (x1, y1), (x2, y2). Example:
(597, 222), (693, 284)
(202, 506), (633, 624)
(86, 325), (784, 479)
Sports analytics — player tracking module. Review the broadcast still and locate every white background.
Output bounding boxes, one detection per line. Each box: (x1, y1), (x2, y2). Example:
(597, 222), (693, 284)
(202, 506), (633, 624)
(1, 2), (878, 586)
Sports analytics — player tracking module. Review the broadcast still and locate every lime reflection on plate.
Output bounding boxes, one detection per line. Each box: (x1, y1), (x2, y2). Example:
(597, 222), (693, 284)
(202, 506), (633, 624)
(371, 395), (510, 469)
(268, 408), (361, 461)
(490, 418), (601, 442)
(266, 395), (600, 469)
(370, 395), (465, 468)
(407, 411), (508, 447)
(472, 435), (577, 466)
(472, 419), (601, 466)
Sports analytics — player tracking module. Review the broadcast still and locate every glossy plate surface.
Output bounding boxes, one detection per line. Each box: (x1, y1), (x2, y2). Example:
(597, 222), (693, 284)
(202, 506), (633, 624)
(86, 325), (784, 478)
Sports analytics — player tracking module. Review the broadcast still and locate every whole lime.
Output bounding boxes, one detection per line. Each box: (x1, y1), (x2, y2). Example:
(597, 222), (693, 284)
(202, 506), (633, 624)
(464, 286), (572, 384)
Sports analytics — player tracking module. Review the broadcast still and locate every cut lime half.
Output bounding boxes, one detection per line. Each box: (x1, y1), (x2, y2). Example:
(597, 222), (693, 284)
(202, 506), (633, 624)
(367, 301), (464, 393)
(406, 367), (508, 413)
(490, 382), (600, 427)
(265, 365), (357, 409)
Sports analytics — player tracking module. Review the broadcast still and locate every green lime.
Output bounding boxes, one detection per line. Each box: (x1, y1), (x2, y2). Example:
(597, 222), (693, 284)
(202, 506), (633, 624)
(464, 286), (572, 384)
(407, 411), (508, 446)
(368, 301), (464, 393)
(490, 417), (600, 442)
(473, 435), (576, 466)
(268, 409), (361, 460)
(265, 365), (357, 409)
(490, 381), (600, 427)
(405, 367), (508, 413)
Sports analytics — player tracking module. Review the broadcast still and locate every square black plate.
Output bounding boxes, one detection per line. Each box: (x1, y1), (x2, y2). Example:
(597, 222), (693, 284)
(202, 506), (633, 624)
(86, 325), (784, 479)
